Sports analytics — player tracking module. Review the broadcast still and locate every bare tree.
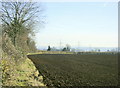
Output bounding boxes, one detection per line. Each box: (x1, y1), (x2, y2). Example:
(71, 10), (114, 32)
(1, 2), (41, 46)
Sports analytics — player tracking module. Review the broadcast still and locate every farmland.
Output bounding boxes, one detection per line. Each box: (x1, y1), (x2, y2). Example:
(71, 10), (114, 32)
(27, 53), (118, 87)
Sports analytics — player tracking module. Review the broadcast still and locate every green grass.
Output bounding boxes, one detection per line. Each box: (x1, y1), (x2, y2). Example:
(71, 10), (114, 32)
(27, 54), (118, 87)
(27, 51), (75, 55)
(1, 53), (46, 86)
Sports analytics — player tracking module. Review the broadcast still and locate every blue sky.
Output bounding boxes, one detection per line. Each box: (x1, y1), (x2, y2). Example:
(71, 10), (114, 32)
(34, 2), (118, 49)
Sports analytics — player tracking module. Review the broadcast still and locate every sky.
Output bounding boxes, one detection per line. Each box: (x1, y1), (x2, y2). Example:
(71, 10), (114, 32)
(34, 2), (118, 49)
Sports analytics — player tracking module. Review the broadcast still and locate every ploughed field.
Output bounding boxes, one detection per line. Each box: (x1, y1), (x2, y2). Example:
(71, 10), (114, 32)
(27, 54), (118, 87)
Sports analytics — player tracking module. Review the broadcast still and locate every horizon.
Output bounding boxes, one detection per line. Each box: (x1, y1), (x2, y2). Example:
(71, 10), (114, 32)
(37, 46), (118, 52)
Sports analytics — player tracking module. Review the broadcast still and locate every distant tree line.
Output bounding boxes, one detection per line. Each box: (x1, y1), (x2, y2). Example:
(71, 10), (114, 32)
(46, 45), (118, 53)
(47, 44), (71, 51)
